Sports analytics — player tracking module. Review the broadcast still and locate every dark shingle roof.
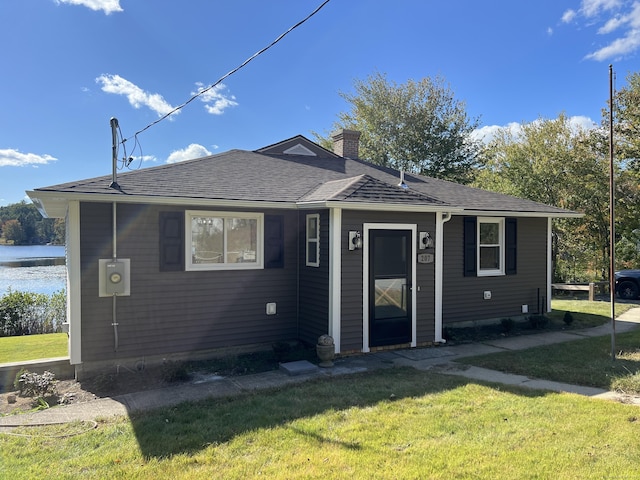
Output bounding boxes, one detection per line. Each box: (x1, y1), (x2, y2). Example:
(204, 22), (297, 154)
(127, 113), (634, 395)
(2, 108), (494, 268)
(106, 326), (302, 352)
(29, 136), (577, 216)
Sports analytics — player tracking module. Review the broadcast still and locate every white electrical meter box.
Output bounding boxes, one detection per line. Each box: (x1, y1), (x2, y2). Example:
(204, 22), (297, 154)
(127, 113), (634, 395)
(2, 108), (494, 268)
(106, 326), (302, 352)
(98, 259), (130, 297)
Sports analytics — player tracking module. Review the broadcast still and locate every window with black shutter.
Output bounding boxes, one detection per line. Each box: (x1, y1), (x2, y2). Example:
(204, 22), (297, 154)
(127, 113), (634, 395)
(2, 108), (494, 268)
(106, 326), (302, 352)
(159, 211), (184, 272)
(264, 215), (284, 268)
(463, 216), (517, 277)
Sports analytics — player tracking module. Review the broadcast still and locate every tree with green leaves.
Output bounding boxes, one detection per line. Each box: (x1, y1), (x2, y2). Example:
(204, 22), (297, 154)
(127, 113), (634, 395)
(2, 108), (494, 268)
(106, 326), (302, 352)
(0, 201), (64, 245)
(318, 72), (482, 184)
(613, 71), (640, 170)
(608, 71), (640, 267)
(474, 114), (611, 281)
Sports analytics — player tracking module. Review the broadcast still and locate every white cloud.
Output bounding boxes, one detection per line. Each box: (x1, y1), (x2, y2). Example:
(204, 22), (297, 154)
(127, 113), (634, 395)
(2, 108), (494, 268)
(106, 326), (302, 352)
(562, 9), (577, 23)
(586, 29), (640, 59)
(192, 83), (238, 115)
(96, 74), (178, 118)
(471, 122), (524, 144)
(472, 116), (597, 144)
(581, 0), (622, 17)
(568, 115), (598, 131)
(0, 149), (57, 167)
(563, 0), (640, 60)
(56, 0), (123, 14)
(166, 144), (212, 164)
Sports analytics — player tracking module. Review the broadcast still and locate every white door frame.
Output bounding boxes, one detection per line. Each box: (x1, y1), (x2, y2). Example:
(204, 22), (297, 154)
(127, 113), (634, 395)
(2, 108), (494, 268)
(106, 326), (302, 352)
(362, 223), (417, 352)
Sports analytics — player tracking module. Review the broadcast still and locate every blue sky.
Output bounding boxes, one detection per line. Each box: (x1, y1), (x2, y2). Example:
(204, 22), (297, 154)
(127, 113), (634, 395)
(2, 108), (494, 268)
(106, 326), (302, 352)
(1, 0), (639, 207)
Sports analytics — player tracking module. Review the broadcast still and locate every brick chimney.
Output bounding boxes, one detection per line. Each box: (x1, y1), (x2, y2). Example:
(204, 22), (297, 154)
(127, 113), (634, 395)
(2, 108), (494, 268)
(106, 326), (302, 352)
(331, 129), (361, 159)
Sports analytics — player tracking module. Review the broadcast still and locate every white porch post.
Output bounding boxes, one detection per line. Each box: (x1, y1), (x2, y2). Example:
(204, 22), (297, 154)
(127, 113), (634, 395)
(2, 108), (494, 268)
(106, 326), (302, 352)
(329, 208), (342, 353)
(67, 201), (82, 365)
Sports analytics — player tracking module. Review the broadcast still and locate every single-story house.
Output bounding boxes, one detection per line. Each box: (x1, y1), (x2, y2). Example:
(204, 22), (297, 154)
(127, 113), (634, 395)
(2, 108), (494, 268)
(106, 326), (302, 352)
(27, 130), (580, 378)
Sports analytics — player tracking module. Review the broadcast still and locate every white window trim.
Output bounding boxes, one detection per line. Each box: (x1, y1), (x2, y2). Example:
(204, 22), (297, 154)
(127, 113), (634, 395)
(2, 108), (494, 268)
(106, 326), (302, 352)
(186, 210), (264, 271)
(477, 217), (505, 277)
(306, 213), (320, 267)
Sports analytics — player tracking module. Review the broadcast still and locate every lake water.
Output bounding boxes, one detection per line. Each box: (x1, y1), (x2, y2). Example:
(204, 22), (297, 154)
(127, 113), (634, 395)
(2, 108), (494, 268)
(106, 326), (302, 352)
(0, 245), (67, 296)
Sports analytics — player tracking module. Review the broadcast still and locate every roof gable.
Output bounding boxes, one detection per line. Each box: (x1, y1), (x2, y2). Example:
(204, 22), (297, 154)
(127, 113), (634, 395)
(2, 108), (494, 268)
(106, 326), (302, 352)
(256, 135), (337, 158)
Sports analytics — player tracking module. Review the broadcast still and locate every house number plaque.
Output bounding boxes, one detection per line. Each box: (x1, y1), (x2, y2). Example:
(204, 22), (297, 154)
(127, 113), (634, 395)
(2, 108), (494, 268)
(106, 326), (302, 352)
(417, 253), (434, 264)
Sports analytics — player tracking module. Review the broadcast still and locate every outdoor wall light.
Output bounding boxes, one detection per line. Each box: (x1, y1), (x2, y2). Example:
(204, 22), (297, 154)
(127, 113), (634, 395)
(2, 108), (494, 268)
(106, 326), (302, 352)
(349, 231), (362, 250)
(419, 232), (433, 249)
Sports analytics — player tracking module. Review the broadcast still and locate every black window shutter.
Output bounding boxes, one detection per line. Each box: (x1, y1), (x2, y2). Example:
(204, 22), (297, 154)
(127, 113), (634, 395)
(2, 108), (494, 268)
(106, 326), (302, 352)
(505, 218), (517, 275)
(159, 211), (184, 272)
(463, 217), (477, 277)
(264, 215), (284, 268)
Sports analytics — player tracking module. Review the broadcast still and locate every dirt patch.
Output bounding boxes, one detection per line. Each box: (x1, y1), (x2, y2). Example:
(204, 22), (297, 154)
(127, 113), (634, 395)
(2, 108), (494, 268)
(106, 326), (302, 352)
(1, 343), (318, 417)
(0, 378), (99, 416)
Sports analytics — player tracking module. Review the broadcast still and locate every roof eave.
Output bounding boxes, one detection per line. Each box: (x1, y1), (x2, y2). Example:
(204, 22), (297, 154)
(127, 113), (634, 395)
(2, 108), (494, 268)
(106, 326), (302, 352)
(27, 190), (583, 219)
(297, 200), (461, 213)
(26, 190), (299, 218)
(458, 209), (584, 218)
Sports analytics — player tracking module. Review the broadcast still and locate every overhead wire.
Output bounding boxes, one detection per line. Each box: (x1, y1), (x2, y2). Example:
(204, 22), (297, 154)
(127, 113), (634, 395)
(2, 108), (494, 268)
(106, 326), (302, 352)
(122, 0), (331, 147)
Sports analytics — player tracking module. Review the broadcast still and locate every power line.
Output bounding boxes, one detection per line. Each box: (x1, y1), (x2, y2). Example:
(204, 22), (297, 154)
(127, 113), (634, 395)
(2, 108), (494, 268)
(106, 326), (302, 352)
(123, 0), (331, 145)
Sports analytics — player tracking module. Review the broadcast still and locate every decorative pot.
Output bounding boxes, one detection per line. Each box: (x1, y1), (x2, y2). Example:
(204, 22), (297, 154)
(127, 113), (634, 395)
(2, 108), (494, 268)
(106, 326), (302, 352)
(316, 344), (335, 367)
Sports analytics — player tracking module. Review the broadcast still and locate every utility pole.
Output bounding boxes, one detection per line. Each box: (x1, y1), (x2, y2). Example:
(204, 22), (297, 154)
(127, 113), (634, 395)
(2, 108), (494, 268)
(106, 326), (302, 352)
(110, 117), (120, 190)
(608, 65), (616, 361)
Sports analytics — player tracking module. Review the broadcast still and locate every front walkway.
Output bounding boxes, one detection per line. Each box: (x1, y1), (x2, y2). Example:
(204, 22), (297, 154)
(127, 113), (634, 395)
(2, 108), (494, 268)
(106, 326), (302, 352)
(1, 308), (639, 430)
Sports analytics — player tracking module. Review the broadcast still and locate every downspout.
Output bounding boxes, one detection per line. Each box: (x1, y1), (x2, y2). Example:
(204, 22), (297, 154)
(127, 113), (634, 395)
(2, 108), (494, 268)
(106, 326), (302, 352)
(434, 212), (452, 342)
(546, 217), (552, 313)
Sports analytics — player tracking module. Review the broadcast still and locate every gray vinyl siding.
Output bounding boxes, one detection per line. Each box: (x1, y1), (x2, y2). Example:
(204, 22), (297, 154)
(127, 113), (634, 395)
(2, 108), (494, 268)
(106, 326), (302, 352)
(442, 216), (547, 325)
(340, 210), (436, 352)
(79, 202), (299, 363)
(298, 210), (329, 345)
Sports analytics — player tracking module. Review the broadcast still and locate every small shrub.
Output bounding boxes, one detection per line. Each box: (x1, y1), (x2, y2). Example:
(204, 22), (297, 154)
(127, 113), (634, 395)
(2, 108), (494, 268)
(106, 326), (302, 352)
(528, 315), (549, 330)
(442, 327), (453, 342)
(563, 311), (574, 326)
(13, 367), (28, 391)
(14, 370), (57, 398)
(89, 373), (118, 393)
(0, 288), (67, 336)
(160, 361), (190, 383)
(500, 318), (515, 333)
(611, 371), (640, 395)
(272, 341), (291, 362)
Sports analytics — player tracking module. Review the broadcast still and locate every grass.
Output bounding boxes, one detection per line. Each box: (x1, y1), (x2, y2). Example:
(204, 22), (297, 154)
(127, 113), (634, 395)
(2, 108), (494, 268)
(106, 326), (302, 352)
(2, 368), (640, 479)
(0, 333), (67, 363)
(550, 298), (634, 321)
(458, 299), (640, 393)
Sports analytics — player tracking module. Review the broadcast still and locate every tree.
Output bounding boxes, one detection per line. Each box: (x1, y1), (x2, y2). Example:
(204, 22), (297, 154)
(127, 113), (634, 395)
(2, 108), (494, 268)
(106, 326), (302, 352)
(613, 71), (640, 170)
(474, 114), (611, 281)
(607, 71), (640, 267)
(319, 72), (482, 184)
(0, 201), (64, 245)
(2, 219), (25, 244)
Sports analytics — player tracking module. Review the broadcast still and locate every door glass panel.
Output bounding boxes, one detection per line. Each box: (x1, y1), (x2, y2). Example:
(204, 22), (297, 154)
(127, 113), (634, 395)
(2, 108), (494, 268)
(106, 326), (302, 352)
(374, 278), (407, 320)
(373, 236), (407, 276)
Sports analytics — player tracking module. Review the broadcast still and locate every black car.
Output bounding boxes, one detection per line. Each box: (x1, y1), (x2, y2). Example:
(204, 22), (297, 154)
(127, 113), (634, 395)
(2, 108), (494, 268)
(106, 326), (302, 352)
(615, 270), (640, 299)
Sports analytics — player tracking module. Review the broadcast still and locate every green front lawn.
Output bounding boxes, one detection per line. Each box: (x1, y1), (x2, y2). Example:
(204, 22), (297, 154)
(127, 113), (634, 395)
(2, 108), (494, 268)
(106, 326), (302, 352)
(2, 368), (639, 479)
(0, 333), (67, 364)
(459, 301), (640, 393)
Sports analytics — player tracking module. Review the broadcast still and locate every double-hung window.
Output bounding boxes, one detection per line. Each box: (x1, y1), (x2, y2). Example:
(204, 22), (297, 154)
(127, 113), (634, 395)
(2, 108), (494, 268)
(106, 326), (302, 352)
(477, 217), (504, 276)
(186, 211), (263, 270)
(306, 214), (320, 267)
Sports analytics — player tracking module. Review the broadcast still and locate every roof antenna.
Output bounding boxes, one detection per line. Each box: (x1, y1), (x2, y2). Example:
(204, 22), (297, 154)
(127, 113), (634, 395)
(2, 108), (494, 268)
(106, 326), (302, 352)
(398, 170), (408, 189)
(109, 117), (121, 190)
